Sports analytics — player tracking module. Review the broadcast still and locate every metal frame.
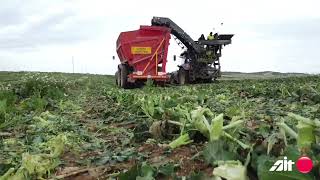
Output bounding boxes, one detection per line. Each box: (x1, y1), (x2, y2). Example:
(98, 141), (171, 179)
(151, 17), (233, 83)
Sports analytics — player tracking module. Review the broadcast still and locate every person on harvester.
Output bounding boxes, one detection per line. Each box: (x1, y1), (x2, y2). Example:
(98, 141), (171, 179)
(198, 34), (205, 41)
(207, 32), (214, 40)
(206, 32), (215, 60)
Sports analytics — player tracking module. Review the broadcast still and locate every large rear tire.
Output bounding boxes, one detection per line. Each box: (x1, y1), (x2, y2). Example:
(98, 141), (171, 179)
(120, 64), (128, 89)
(178, 68), (189, 85)
(204, 78), (213, 83)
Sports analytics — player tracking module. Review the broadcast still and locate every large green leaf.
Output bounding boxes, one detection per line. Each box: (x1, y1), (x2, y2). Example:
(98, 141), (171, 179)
(210, 114), (224, 141)
(297, 121), (315, 150)
(213, 161), (248, 180)
(137, 163), (155, 180)
(118, 164), (140, 180)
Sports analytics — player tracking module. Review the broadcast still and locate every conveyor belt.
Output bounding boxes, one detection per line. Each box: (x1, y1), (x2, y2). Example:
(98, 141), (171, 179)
(151, 17), (201, 53)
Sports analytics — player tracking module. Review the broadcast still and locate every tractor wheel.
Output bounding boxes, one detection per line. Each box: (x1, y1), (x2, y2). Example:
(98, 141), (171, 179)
(120, 64), (128, 89)
(169, 76), (175, 84)
(115, 70), (121, 87)
(178, 68), (189, 85)
(204, 78), (213, 83)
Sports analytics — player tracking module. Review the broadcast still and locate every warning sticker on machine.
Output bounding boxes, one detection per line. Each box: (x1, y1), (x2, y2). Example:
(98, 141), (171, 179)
(131, 47), (152, 54)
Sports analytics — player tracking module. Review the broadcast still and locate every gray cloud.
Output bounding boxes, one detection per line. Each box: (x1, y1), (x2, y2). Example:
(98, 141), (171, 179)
(0, 8), (24, 27)
(0, 0), (319, 74)
(0, 1), (27, 27)
(0, 1), (106, 52)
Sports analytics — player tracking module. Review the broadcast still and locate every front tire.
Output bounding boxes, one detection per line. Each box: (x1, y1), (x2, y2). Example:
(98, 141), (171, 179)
(115, 70), (121, 87)
(204, 78), (213, 83)
(178, 68), (189, 85)
(120, 64), (128, 89)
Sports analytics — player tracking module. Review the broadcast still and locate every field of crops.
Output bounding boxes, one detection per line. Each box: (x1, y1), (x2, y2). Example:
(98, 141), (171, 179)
(0, 72), (320, 180)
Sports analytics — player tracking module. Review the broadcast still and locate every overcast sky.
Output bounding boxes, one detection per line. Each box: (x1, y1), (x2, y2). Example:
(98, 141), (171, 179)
(0, 0), (320, 74)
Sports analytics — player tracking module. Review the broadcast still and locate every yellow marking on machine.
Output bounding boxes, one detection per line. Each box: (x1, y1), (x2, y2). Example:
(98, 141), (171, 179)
(131, 47), (152, 54)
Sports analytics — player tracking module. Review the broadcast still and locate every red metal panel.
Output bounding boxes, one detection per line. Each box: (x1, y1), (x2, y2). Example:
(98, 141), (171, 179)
(116, 26), (171, 79)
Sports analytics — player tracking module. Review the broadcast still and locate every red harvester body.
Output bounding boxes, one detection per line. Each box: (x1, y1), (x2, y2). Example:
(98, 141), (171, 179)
(116, 26), (171, 82)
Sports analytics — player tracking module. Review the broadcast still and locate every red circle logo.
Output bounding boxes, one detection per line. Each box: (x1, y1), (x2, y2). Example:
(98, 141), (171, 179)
(296, 156), (313, 173)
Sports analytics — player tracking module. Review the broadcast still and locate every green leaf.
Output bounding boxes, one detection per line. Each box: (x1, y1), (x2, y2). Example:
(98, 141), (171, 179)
(141, 97), (155, 118)
(297, 121), (315, 150)
(0, 167), (26, 180)
(266, 133), (279, 155)
(47, 134), (67, 157)
(202, 140), (236, 165)
(118, 164), (140, 180)
(0, 168), (15, 180)
(169, 133), (193, 149)
(137, 163), (155, 180)
(118, 163), (155, 180)
(158, 164), (175, 176)
(190, 107), (214, 138)
(213, 161), (248, 180)
(277, 121), (298, 139)
(210, 114), (224, 141)
(223, 132), (250, 149)
(21, 153), (60, 178)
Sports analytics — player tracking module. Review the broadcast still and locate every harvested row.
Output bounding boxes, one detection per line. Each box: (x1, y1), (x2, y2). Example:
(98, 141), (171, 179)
(0, 72), (319, 179)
